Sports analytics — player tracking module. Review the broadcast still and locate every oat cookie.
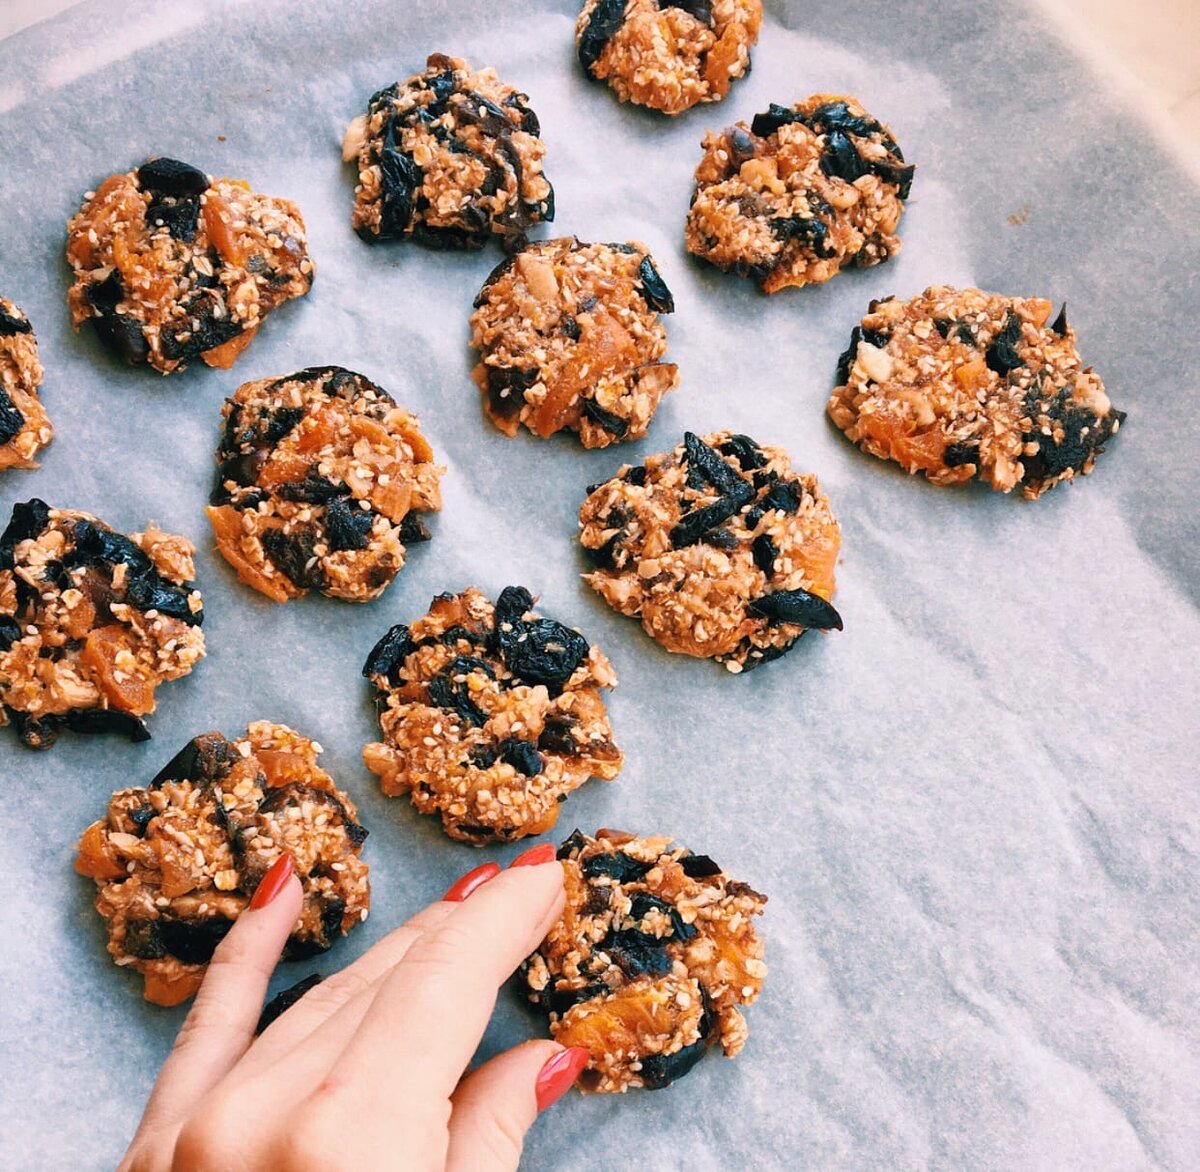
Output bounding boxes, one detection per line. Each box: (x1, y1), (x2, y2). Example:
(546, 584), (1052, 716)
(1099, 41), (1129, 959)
(76, 722), (369, 1006)
(0, 500), (204, 749)
(206, 366), (443, 603)
(362, 587), (621, 845)
(522, 829), (767, 1092)
(827, 287), (1125, 498)
(343, 53), (553, 249)
(579, 431), (842, 671)
(685, 96), (913, 294)
(66, 157), (313, 374)
(576, 0), (762, 116)
(471, 238), (678, 447)
(0, 299), (52, 470)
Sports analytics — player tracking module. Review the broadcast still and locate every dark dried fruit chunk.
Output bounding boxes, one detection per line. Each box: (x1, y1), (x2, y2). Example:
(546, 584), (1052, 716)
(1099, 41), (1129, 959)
(0, 305), (32, 336)
(499, 738), (544, 777)
(486, 366), (537, 420)
(64, 709), (151, 741)
(261, 529), (323, 590)
(256, 973), (322, 1035)
(157, 917), (233, 964)
(638, 1037), (709, 1089)
(325, 497), (374, 552)
(718, 434), (766, 470)
(760, 479), (800, 514)
(362, 623), (414, 683)
(0, 615), (22, 651)
(578, 0), (628, 72)
(679, 853), (721, 878)
(581, 398), (629, 440)
(135, 157), (210, 197)
(151, 731), (238, 787)
(820, 129), (869, 184)
(750, 104), (802, 138)
(581, 851), (651, 883)
(748, 588), (843, 630)
(943, 441), (979, 468)
(1051, 303), (1068, 336)
(0, 386), (24, 445)
(500, 618), (589, 689)
(636, 255), (674, 313)
(602, 929), (673, 978)
(399, 513), (432, 544)
(146, 194), (201, 242)
(682, 432), (753, 503)
(985, 313), (1024, 375)
(751, 533), (778, 575)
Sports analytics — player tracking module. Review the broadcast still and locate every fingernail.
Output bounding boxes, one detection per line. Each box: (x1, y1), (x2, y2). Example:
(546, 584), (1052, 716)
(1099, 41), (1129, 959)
(509, 842), (556, 869)
(442, 861), (501, 902)
(250, 853), (294, 910)
(535, 1046), (589, 1111)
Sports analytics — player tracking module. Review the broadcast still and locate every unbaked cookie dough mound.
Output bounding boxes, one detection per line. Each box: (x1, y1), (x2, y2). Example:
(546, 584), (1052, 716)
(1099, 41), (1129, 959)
(0, 299), (52, 470)
(344, 53), (554, 249)
(65, 157), (313, 374)
(471, 238), (678, 447)
(206, 366), (443, 603)
(579, 432), (842, 672)
(827, 287), (1125, 499)
(576, 0), (762, 115)
(363, 587), (622, 845)
(522, 829), (767, 1092)
(0, 500), (204, 749)
(76, 721), (369, 1006)
(685, 96), (914, 293)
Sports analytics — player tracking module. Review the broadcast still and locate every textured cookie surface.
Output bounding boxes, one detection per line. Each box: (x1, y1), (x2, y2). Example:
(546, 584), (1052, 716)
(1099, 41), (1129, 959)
(523, 829), (767, 1092)
(66, 157), (313, 374)
(0, 299), (52, 470)
(579, 432), (842, 671)
(576, 0), (762, 115)
(363, 587), (621, 844)
(0, 499), (204, 748)
(206, 366), (442, 603)
(471, 238), (677, 447)
(686, 96), (913, 293)
(76, 722), (369, 1006)
(344, 53), (553, 248)
(827, 287), (1124, 498)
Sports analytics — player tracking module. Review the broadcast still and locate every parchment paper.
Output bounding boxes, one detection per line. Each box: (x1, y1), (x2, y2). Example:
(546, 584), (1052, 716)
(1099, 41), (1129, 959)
(1, 1), (1198, 1168)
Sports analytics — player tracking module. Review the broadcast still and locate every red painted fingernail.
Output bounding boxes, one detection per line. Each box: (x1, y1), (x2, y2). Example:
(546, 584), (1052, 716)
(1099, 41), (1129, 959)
(510, 842), (556, 868)
(442, 861), (501, 903)
(250, 853), (294, 910)
(535, 1046), (589, 1111)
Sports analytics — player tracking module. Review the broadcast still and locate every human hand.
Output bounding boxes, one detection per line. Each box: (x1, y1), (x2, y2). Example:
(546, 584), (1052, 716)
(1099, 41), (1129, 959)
(121, 843), (586, 1171)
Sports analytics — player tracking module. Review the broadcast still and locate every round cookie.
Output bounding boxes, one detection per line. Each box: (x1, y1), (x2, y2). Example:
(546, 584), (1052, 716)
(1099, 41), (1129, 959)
(343, 53), (553, 249)
(522, 829), (767, 1092)
(0, 299), (52, 470)
(76, 721), (369, 1006)
(362, 587), (622, 845)
(470, 238), (678, 447)
(0, 499), (204, 749)
(579, 431), (842, 672)
(576, 0), (762, 116)
(206, 366), (443, 603)
(685, 96), (913, 294)
(66, 157), (313, 374)
(827, 287), (1125, 498)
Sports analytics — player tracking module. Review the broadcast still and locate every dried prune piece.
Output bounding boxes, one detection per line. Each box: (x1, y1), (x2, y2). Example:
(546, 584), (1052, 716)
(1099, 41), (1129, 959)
(670, 497), (743, 548)
(274, 473), (346, 504)
(152, 731), (237, 787)
(872, 157), (915, 200)
(158, 917), (233, 964)
(160, 300), (242, 364)
(377, 136), (421, 238)
(683, 432), (753, 502)
(835, 327), (864, 386)
(0, 616), (22, 651)
(64, 709), (151, 741)
(500, 618), (589, 689)
(1051, 303), (1068, 336)
(0, 386), (24, 445)
(427, 659), (491, 728)
(578, 0), (628, 71)
(943, 441), (979, 468)
(261, 529), (324, 590)
(123, 919), (167, 960)
(146, 194), (201, 242)
(749, 588), (843, 630)
(820, 129), (869, 184)
(0, 305), (32, 336)
(582, 851), (651, 883)
(256, 973), (322, 1034)
(679, 852), (721, 878)
(214, 451), (268, 496)
(362, 623), (415, 682)
(495, 585), (535, 627)
(261, 406), (305, 444)
(467, 744), (498, 769)
(581, 399), (629, 440)
(1020, 387), (1123, 483)
(752, 533), (778, 575)
(628, 892), (697, 941)
(399, 513), (432, 544)
(935, 318), (977, 347)
(485, 365), (538, 420)
(128, 804), (155, 835)
(5, 707), (62, 749)
(94, 312), (149, 365)
(325, 497), (374, 552)
(638, 1036), (709, 1088)
(602, 929), (673, 978)
(718, 434), (766, 470)
(808, 100), (885, 141)
(772, 214), (833, 258)
(124, 572), (201, 627)
(660, 0), (713, 20)
(557, 828), (588, 859)
(538, 715), (579, 756)
(760, 479), (800, 514)
(985, 313), (1024, 375)
(750, 104), (802, 137)
(499, 738), (544, 777)
(544, 980), (610, 1014)
(0, 499), (49, 570)
(636, 255), (674, 314)
(136, 158), (210, 197)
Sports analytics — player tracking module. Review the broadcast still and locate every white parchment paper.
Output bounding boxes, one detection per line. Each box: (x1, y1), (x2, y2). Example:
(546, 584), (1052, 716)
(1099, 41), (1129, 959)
(1, 1), (1198, 1167)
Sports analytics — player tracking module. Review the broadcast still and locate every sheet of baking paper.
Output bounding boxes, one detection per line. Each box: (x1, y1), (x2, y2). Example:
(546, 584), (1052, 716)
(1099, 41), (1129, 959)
(1, 1), (1197, 1167)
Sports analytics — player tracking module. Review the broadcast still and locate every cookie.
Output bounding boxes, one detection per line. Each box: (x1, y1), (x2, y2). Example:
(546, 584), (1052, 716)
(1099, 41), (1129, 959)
(470, 238), (678, 447)
(66, 157), (313, 374)
(0, 299), (52, 470)
(579, 431), (842, 672)
(826, 287), (1125, 498)
(522, 829), (767, 1092)
(206, 366), (443, 603)
(362, 587), (622, 845)
(343, 53), (553, 249)
(76, 722), (369, 1006)
(576, 0), (762, 116)
(685, 96), (913, 294)
(0, 499), (204, 749)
